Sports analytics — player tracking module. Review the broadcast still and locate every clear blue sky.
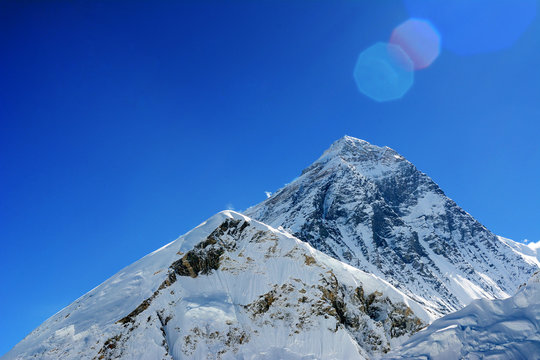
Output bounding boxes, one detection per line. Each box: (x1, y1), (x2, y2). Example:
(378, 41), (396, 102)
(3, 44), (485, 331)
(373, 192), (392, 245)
(1, 1), (539, 355)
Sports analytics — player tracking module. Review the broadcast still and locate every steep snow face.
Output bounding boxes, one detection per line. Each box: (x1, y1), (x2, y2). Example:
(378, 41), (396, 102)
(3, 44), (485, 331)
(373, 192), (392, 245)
(245, 136), (539, 316)
(386, 271), (540, 359)
(2, 211), (431, 360)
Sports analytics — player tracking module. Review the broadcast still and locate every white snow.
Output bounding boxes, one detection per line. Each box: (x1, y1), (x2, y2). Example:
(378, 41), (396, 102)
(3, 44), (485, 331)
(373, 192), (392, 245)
(527, 239), (540, 262)
(386, 272), (540, 359)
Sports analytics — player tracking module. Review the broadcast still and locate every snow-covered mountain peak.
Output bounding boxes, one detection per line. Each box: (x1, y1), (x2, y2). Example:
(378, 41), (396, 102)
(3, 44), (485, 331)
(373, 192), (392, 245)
(321, 135), (377, 156)
(246, 137), (539, 316)
(309, 136), (406, 179)
(323, 135), (387, 156)
(4, 138), (539, 359)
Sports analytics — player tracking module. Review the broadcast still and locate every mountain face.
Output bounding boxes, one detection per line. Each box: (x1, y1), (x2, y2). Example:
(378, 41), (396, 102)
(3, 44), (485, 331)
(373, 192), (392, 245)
(386, 271), (540, 359)
(2, 211), (432, 360)
(245, 136), (539, 316)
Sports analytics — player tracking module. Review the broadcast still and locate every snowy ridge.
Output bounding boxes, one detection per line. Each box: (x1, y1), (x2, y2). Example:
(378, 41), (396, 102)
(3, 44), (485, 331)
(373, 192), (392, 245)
(385, 271), (540, 359)
(245, 136), (539, 316)
(2, 211), (431, 360)
(497, 236), (540, 268)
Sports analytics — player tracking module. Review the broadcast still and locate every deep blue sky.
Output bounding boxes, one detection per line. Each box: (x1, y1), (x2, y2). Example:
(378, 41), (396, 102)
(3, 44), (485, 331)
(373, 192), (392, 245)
(1, 1), (539, 355)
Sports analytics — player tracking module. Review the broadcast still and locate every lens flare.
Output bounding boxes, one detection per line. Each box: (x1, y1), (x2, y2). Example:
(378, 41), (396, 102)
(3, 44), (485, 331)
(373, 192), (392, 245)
(353, 42), (414, 102)
(404, 0), (537, 55)
(390, 19), (440, 70)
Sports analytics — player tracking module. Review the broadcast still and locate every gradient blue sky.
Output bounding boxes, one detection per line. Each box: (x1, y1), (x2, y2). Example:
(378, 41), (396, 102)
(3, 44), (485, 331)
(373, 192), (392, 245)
(1, 1), (539, 355)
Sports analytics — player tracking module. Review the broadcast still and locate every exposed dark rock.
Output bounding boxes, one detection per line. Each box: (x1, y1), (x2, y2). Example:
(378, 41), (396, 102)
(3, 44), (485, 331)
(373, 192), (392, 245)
(248, 291), (277, 315)
(94, 335), (123, 360)
(117, 292), (158, 325)
(118, 218), (249, 326)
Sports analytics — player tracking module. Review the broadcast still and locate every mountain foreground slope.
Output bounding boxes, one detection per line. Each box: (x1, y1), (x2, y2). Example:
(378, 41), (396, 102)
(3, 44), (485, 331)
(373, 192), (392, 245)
(2, 211), (431, 360)
(246, 136), (540, 316)
(386, 271), (540, 359)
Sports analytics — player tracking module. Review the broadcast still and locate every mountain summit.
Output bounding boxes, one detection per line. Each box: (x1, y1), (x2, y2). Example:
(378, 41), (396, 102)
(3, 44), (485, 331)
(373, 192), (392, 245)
(245, 136), (539, 316)
(313, 136), (405, 172)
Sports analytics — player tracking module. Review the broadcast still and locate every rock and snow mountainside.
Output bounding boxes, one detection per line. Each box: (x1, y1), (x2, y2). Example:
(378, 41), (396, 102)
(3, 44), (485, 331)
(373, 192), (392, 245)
(2, 211), (432, 360)
(245, 136), (540, 316)
(386, 271), (540, 359)
(5, 136), (539, 360)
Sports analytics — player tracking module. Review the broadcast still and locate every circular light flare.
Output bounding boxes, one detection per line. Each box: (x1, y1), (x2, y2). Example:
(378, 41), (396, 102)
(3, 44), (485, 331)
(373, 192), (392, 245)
(353, 42), (414, 102)
(404, 0), (537, 55)
(390, 19), (440, 70)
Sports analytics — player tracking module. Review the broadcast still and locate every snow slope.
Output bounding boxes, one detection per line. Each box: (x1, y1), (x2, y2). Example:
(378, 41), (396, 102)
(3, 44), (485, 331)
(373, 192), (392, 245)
(385, 271), (540, 359)
(246, 136), (540, 317)
(2, 211), (432, 360)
